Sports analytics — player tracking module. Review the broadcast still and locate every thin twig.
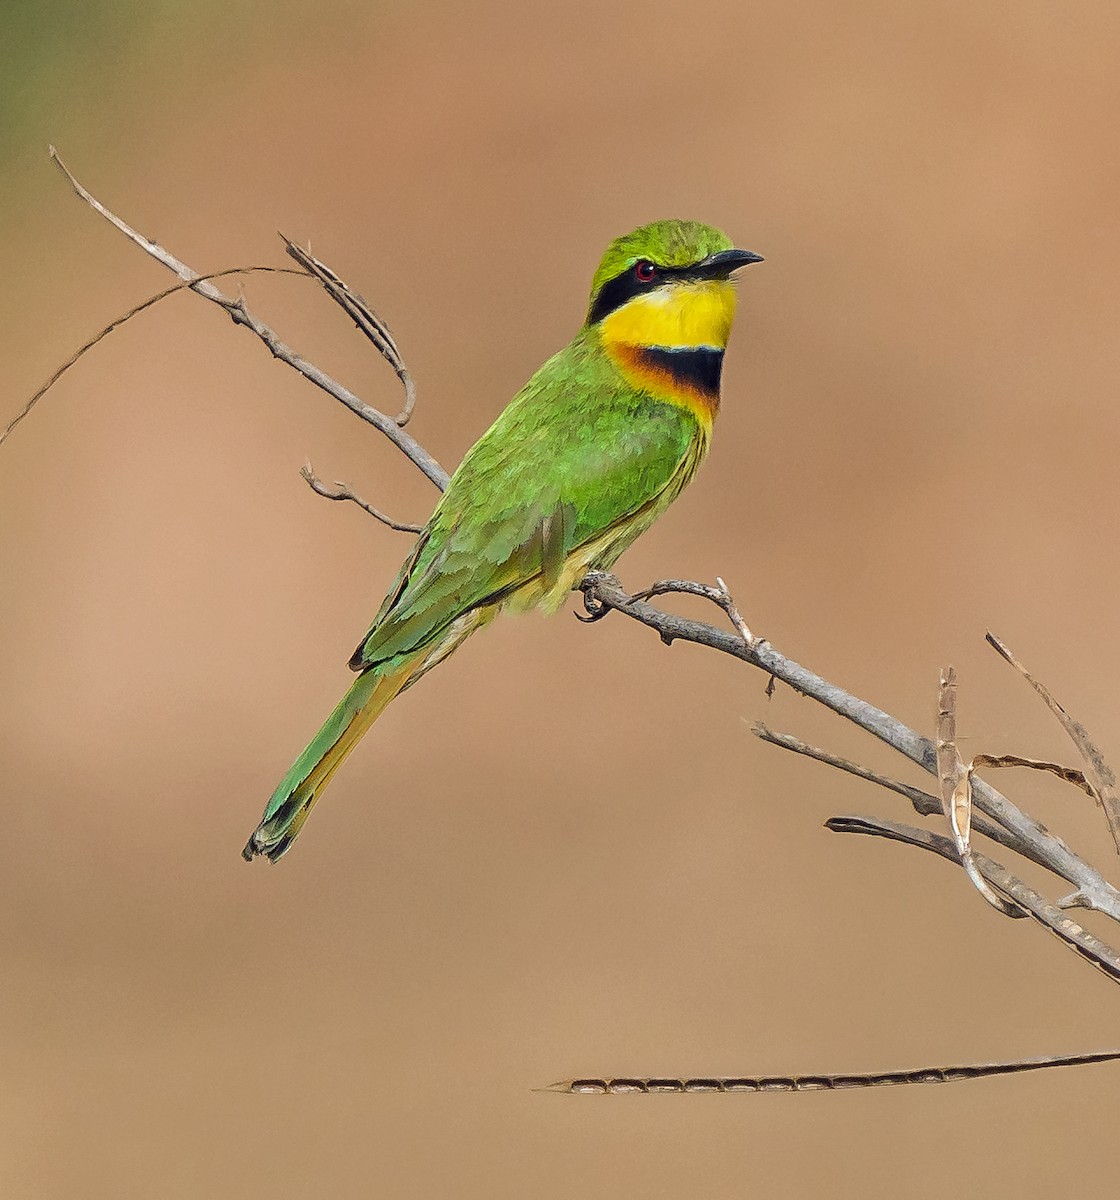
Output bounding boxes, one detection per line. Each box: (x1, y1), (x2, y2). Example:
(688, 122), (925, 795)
(541, 1049), (1120, 1093)
(47, 147), (448, 490)
(986, 632), (1120, 854)
(581, 575), (757, 649)
(300, 461), (423, 533)
(960, 753), (1094, 800)
(753, 724), (1056, 875)
(0, 266), (304, 448)
(827, 816), (1120, 982)
(280, 236), (418, 426)
(936, 667), (1023, 916)
(715, 576), (758, 647)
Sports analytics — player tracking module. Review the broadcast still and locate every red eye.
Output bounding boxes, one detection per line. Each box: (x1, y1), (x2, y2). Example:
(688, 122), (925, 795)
(634, 260), (656, 283)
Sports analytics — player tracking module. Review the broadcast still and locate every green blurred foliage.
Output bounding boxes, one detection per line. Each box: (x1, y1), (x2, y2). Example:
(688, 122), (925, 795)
(3, 2), (200, 161)
(0, 0), (386, 174)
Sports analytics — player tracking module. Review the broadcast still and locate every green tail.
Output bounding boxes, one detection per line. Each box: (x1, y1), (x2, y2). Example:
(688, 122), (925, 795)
(243, 657), (417, 863)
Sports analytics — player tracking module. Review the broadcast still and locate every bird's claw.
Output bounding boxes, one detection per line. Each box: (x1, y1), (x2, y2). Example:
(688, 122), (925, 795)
(576, 572), (613, 622)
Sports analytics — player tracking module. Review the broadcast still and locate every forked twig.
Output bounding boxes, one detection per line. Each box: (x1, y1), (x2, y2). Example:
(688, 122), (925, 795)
(577, 573), (1120, 924)
(45, 146), (448, 490)
(580, 574), (758, 649)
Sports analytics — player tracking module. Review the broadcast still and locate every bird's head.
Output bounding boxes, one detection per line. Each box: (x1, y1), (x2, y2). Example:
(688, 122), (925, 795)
(584, 221), (762, 427)
(585, 220), (762, 351)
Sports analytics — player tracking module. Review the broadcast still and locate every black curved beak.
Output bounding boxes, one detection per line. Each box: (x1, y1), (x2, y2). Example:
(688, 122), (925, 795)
(693, 248), (765, 279)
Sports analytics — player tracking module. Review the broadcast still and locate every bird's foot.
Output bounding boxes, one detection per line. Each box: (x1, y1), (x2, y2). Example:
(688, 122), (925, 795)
(575, 571), (617, 623)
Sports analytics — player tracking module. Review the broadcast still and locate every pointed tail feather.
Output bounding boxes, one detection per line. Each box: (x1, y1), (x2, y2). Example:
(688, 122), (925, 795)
(243, 657), (418, 863)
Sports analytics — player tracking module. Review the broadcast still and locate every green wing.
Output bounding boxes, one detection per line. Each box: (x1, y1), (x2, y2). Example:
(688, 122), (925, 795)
(350, 333), (701, 670)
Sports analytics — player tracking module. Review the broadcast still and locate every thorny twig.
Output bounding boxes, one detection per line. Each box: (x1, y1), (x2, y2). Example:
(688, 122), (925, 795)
(22, 150), (1120, 1092)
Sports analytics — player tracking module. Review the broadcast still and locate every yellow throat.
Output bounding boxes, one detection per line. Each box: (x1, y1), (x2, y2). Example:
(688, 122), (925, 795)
(600, 280), (736, 429)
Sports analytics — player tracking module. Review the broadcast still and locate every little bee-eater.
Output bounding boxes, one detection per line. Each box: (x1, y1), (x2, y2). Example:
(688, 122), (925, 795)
(244, 220), (762, 861)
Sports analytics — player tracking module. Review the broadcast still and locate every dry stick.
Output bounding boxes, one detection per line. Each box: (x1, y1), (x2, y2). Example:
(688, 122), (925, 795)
(300, 461), (422, 533)
(753, 725), (1058, 874)
(987, 632), (1120, 856)
(827, 817), (1120, 983)
(960, 753), (1093, 801)
(280, 236), (418, 427)
(542, 1049), (1120, 1094)
(281, 239), (425, 527)
(577, 572), (1120, 925)
(0, 265), (305, 447)
(936, 668), (1023, 916)
(715, 576), (759, 647)
(755, 728), (1120, 973)
(47, 147), (449, 491)
(549, 811), (1120, 1094)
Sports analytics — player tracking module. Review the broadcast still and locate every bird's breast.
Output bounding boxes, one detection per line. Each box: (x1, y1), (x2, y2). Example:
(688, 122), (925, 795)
(604, 342), (722, 430)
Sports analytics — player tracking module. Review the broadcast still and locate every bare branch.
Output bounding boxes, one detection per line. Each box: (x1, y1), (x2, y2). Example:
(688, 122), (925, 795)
(579, 572), (1120, 923)
(281, 236), (418, 426)
(753, 724), (1056, 874)
(47, 147), (449, 490)
(0, 265), (304, 448)
(580, 574), (757, 649)
(827, 816), (1120, 982)
(986, 631), (1120, 853)
(541, 1049), (1120, 1094)
(300, 461), (422, 533)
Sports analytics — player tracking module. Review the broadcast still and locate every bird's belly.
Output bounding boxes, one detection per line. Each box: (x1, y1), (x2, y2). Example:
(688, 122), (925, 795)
(502, 505), (664, 617)
(502, 430), (706, 618)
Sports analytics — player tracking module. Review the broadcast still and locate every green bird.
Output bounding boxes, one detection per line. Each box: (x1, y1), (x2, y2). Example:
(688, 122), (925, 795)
(243, 219), (762, 861)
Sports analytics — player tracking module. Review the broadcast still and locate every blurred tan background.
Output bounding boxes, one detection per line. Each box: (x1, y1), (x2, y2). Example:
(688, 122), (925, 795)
(4, 1), (1120, 1195)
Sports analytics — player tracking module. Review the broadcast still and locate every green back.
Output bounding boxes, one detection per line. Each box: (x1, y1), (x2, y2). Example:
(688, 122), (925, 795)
(351, 328), (699, 669)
